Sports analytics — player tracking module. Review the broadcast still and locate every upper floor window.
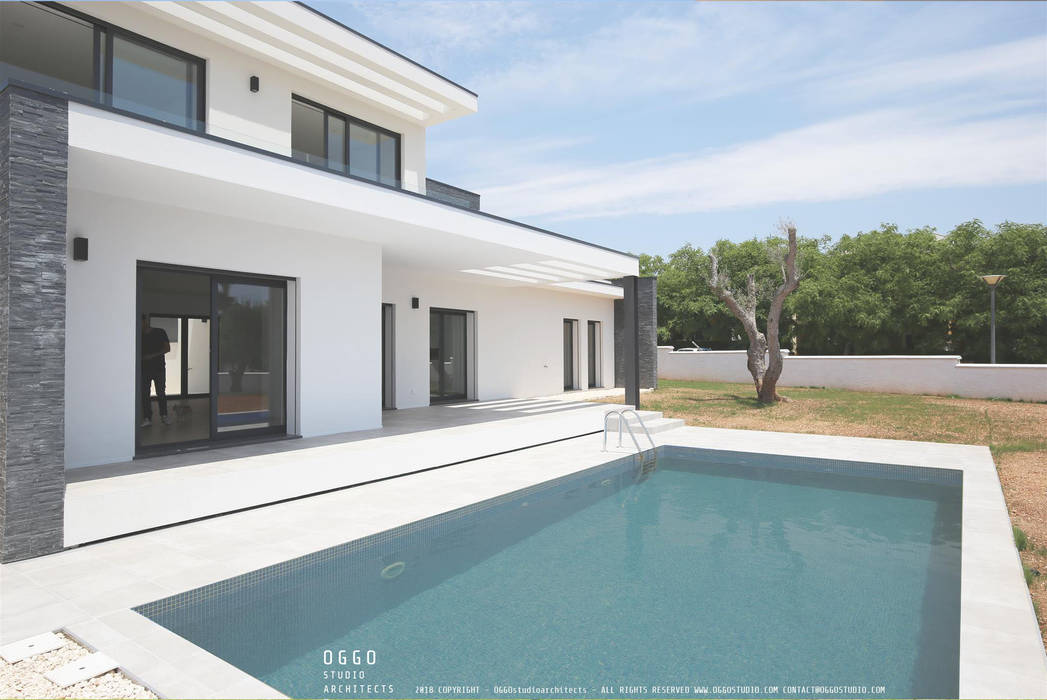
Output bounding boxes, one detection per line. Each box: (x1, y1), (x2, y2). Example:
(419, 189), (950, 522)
(0, 2), (204, 131)
(291, 95), (400, 187)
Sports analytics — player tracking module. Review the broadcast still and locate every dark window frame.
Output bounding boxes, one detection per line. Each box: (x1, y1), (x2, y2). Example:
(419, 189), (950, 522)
(27, 1), (207, 130)
(135, 261), (291, 457)
(292, 93), (402, 187)
(429, 307), (469, 403)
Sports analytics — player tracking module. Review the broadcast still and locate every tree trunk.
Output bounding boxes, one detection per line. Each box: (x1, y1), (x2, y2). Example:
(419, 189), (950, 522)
(757, 225), (799, 402)
(745, 329), (768, 395)
(707, 224), (800, 404)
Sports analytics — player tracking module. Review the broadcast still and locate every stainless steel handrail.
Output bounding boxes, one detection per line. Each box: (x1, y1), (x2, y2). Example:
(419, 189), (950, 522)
(602, 408), (656, 453)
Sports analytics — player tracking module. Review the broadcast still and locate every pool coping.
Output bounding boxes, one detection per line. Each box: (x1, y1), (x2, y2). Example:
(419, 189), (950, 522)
(6, 425), (1046, 698)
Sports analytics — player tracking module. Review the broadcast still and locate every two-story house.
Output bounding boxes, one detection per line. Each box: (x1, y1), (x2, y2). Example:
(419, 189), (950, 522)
(0, 1), (651, 561)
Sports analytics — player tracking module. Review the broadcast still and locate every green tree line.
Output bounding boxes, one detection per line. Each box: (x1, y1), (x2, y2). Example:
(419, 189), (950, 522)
(640, 220), (1047, 364)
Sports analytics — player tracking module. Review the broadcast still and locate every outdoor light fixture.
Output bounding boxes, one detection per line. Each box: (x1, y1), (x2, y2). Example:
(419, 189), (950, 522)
(411, 297), (420, 309)
(72, 236), (88, 261)
(980, 274), (1007, 364)
(249, 75), (259, 92)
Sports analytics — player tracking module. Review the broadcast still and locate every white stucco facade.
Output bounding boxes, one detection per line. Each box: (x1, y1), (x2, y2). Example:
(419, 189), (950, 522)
(60, 1), (476, 193)
(383, 267), (617, 409)
(65, 189), (385, 468)
(50, 2), (637, 469)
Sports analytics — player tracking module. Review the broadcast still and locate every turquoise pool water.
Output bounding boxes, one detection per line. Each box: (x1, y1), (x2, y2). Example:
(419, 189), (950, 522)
(137, 447), (962, 699)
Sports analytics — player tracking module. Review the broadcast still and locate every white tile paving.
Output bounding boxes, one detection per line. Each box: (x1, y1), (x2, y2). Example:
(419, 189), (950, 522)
(64, 400), (634, 545)
(0, 424), (1042, 698)
(44, 651), (118, 687)
(0, 631), (64, 663)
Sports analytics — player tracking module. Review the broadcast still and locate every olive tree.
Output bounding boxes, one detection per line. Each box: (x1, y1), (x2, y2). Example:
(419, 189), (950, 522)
(706, 223), (800, 403)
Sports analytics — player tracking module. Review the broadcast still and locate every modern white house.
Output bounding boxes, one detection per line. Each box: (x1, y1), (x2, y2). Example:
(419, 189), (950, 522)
(0, 1), (654, 561)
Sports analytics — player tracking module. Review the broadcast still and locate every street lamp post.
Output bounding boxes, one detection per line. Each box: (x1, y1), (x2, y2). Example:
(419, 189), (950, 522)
(980, 274), (1006, 364)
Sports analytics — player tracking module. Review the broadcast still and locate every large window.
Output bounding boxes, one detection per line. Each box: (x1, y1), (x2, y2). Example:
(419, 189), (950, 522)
(0, 2), (95, 101)
(110, 33), (202, 128)
(291, 95), (400, 187)
(1, 2), (204, 130)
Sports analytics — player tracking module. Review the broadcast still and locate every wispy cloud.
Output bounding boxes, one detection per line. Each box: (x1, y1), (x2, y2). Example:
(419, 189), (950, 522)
(478, 107), (1046, 220)
(822, 36), (1047, 104)
(467, 29), (1047, 220)
(426, 134), (593, 187)
(336, 0), (542, 65)
(331, 0), (1046, 229)
(470, 3), (845, 109)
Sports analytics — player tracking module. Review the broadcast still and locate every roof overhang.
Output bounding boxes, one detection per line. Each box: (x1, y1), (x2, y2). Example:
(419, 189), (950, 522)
(66, 104), (636, 292)
(64, 1), (478, 126)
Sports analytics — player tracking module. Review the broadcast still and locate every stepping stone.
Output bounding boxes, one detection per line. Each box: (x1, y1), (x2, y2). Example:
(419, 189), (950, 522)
(0, 632), (64, 663)
(44, 652), (117, 687)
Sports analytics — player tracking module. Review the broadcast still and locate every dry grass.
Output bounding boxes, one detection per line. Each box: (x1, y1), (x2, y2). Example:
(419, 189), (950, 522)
(603, 379), (1047, 646)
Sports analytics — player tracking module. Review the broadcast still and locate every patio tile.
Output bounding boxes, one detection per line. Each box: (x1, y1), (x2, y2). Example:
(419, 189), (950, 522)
(0, 599), (91, 644)
(184, 649), (260, 693)
(218, 675), (288, 699)
(960, 658), (1047, 699)
(31, 564), (146, 602)
(148, 560), (249, 593)
(95, 610), (164, 638)
(960, 622), (1047, 674)
(0, 571), (68, 613)
(960, 596), (1041, 639)
(137, 664), (219, 699)
(61, 579), (173, 617)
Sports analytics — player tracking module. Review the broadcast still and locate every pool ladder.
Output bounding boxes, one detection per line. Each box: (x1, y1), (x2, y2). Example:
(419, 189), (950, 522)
(603, 409), (658, 478)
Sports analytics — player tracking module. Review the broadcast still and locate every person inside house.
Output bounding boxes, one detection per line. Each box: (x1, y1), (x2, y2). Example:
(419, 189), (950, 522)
(141, 314), (172, 427)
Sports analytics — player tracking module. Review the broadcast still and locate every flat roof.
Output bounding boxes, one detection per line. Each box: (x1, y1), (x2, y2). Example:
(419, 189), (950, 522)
(294, 1), (478, 98)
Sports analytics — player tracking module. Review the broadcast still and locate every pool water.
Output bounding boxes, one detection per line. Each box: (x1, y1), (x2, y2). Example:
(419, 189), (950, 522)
(137, 447), (962, 699)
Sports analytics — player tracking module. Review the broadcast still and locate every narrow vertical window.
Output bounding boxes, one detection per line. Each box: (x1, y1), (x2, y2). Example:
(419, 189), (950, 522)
(379, 133), (398, 187)
(291, 98), (325, 167)
(349, 122), (379, 181)
(326, 114), (346, 172)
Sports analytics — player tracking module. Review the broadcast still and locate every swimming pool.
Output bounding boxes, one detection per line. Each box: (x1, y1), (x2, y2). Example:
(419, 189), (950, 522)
(136, 446), (962, 698)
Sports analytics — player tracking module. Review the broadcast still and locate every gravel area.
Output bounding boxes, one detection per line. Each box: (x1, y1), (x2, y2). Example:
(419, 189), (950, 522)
(0, 633), (155, 699)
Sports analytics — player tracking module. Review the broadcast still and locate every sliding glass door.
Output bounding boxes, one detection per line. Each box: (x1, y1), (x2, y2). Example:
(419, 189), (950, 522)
(137, 268), (211, 449)
(215, 278), (286, 435)
(430, 309), (468, 402)
(137, 264), (287, 453)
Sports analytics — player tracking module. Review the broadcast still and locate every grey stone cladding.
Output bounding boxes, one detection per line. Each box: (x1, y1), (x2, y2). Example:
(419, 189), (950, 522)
(0, 85), (68, 562)
(613, 276), (657, 389)
(425, 178), (480, 211)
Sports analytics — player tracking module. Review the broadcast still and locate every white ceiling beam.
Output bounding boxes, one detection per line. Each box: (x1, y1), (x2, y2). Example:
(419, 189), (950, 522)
(250, 1), (476, 113)
(486, 265), (564, 281)
(138, 2), (429, 122)
(512, 263), (591, 280)
(461, 269), (538, 284)
(540, 259), (622, 279)
(195, 2), (446, 114)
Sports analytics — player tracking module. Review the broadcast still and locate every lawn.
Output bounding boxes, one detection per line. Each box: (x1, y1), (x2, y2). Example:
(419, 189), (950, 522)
(605, 379), (1047, 646)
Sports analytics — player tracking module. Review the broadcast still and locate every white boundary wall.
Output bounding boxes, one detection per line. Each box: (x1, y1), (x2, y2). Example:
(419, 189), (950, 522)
(657, 348), (1047, 402)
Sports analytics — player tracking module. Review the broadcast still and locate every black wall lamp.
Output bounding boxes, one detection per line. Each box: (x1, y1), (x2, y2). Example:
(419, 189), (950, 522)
(72, 236), (88, 261)
(411, 297), (419, 309)
(249, 75), (260, 93)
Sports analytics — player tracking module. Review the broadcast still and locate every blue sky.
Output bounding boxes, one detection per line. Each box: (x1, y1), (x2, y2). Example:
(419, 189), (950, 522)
(315, 1), (1047, 256)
